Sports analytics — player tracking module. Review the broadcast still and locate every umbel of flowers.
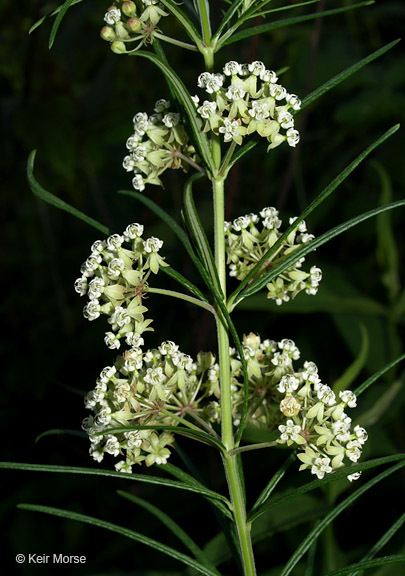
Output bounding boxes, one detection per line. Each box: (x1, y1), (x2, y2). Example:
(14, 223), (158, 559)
(225, 208), (322, 304)
(101, 0), (168, 53)
(123, 99), (200, 192)
(195, 60), (301, 150)
(203, 333), (367, 481)
(82, 341), (220, 471)
(74, 223), (168, 350)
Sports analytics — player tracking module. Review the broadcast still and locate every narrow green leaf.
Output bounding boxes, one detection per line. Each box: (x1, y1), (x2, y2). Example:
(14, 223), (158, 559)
(118, 189), (218, 296)
(184, 174), (221, 291)
(241, 199), (405, 299)
(27, 150), (110, 235)
(218, 2), (373, 48)
(250, 452), (296, 516)
(279, 462), (405, 576)
(333, 324), (369, 394)
(347, 514), (405, 576)
(117, 491), (221, 574)
(325, 555), (405, 576)
(130, 52), (214, 173)
(48, 0), (76, 49)
(99, 425), (227, 452)
(225, 138), (260, 172)
(161, 265), (210, 303)
(29, 0), (83, 35)
(248, 454), (405, 523)
(159, 0), (202, 45)
(353, 353), (405, 397)
(355, 379), (403, 429)
(214, 0), (245, 37)
(0, 462), (228, 503)
(229, 125), (400, 306)
(301, 39), (400, 111)
(35, 429), (87, 443)
(250, 0), (320, 20)
(17, 504), (221, 576)
(374, 161), (401, 301)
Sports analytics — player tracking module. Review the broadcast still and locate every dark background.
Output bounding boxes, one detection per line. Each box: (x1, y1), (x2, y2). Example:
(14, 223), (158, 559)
(1, 1), (405, 574)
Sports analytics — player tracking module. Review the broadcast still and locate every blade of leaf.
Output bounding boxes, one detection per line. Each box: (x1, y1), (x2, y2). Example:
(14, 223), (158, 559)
(279, 461), (405, 576)
(159, 0), (202, 45)
(374, 161), (400, 300)
(184, 174), (221, 291)
(332, 324), (369, 394)
(130, 51), (214, 174)
(248, 453), (405, 523)
(353, 352), (405, 397)
(29, 0), (83, 35)
(118, 189), (218, 295)
(28, 150), (110, 235)
(301, 39), (400, 111)
(35, 429), (87, 443)
(241, 199), (405, 300)
(214, 0), (245, 38)
(117, 490), (221, 574)
(0, 462), (228, 504)
(229, 124), (400, 305)
(346, 513), (405, 576)
(17, 504), (221, 576)
(98, 425), (227, 452)
(161, 265), (210, 303)
(325, 555), (405, 576)
(250, 0), (320, 20)
(354, 379), (403, 429)
(218, 2), (374, 48)
(250, 452), (296, 516)
(48, 0), (76, 49)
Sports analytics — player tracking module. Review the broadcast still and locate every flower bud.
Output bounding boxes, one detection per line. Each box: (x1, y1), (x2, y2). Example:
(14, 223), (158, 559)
(100, 26), (116, 42)
(122, 1), (136, 17)
(127, 17), (142, 33)
(111, 41), (126, 54)
(280, 396), (301, 417)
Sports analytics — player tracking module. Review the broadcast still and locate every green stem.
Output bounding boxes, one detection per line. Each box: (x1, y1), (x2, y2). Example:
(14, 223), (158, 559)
(213, 173), (257, 576)
(197, 0), (212, 46)
(147, 287), (215, 314)
(223, 455), (257, 576)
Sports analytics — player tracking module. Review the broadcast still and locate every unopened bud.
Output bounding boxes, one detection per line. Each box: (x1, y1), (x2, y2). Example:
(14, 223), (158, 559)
(127, 17), (142, 33)
(111, 41), (126, 54)
(100, 26), (116, 42)
(280, 396), (301, 417)
(122, 1), (136, 17)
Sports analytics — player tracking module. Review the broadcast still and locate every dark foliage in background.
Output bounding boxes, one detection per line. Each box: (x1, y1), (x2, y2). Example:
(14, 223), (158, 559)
(1, 1), (404, 574)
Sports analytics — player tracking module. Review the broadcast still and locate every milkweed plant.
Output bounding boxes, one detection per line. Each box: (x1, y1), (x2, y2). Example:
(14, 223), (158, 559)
(3, 1), (405, 575)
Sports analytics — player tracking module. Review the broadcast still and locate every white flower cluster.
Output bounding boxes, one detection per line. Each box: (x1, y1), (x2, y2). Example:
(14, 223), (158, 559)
(225, 209), (322, 305)
(194, 60), (301, 150)
(74, 224), (168, 349)
(82, 341), (219, 471)
(124, 100), (199, 192)
(101, 0), (168, 53)
(203, 333), (367, 481)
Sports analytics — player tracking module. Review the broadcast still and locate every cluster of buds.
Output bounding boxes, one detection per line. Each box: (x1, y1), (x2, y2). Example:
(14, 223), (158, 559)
(101, 0), (168, 54)
(203, 333), (367, 481)
(74, 224), (168, 350)
(225, 209), (322, 305)
(194, 61), (301, 150)
(124, 100), (200, 192)
(82, 342), (220, 471)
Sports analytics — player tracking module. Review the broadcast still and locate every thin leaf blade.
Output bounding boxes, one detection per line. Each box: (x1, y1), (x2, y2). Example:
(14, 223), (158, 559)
(28, 150), (110, 235)
(118, 490), (221, 574)
(17, 504), (221, 576)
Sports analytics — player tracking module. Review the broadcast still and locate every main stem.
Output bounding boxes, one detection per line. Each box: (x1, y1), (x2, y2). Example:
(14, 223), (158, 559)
(212, 155), (256, 576)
